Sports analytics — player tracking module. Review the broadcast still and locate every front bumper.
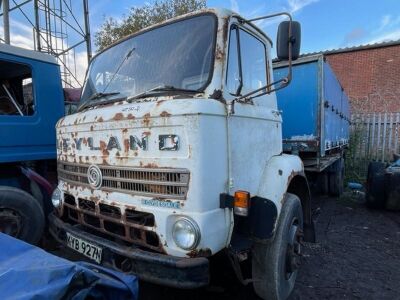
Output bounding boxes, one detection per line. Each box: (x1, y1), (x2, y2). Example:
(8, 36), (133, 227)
(49, 213), (209, 288)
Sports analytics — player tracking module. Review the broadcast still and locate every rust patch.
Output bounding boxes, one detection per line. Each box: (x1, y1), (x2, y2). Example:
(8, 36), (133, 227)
(142, 162), (158, 168)
(156, 99), (166, 107)
(100, 141), (109, 156)
(186, 248), (212, 258)
(127, 113), (135, 120)
(142, 113), (151, 127)
(97, 116), (104, 122)
(122, 128), (128, 133)
(124, 204), (136, 210)
(89, 196), (100, 203)
(112, 113), (124, 121)
(222, 16), (229, 44)
(143, 131), (151, 136)
(215, 45), (224, 60)
(160, 111), (171, 118)
(124, 138), (130, 152)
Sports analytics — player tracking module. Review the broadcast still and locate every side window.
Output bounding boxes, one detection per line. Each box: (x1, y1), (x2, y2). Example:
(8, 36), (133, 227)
(226, 26), (241, 95)
(0, 60), (34, 116)
(226, 26), (268, 97)
(239, 30), (267, 95)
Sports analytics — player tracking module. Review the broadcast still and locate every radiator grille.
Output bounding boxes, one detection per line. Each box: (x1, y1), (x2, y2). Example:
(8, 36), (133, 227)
(58, 162), (189, 199)
(62, 194), (161, 252)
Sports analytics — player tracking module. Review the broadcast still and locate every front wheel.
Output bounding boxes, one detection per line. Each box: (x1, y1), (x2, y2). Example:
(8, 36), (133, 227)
(252, 193), (303, 300)
(0, 186), (45, 244)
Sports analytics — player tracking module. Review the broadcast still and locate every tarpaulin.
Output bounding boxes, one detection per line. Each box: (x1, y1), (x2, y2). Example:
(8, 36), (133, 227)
(0, 233), (138, 300)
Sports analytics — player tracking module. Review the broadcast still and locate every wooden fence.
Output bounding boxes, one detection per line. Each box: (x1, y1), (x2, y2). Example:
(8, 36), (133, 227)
(346, 112), (400, 181)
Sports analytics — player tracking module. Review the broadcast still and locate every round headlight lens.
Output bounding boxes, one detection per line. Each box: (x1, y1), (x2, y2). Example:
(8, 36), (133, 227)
(51, 188), (62, 208)
(172, 217), (200, 250)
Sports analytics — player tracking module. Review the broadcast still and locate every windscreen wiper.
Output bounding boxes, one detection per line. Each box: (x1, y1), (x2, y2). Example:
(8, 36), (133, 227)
(89, 92), (120, 100)
(128, 85), (199, 101)
(78, 92), (122, 111)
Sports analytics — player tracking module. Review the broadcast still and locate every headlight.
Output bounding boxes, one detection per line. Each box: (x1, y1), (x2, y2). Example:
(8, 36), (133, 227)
(172, 217), (200, 250)
(51, 188), (62, 208)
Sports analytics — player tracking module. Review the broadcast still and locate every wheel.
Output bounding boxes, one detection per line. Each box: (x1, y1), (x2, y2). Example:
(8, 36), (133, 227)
(385, 172), (400, 210)
(365, 162), (386, 209)
(252, 193), (303, 300)
(316, 171), (329, 195)
(0, 186), (45, 244)
(329, 158), (344, 196)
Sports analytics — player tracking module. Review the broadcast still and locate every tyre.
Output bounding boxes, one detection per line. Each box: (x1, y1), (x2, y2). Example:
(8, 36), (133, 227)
(365, 162), (386, 209)
(384, 172), (400, 211)
(252, 193), (303, 300)
(329, 158), (344, 196)
(0, 186), (45, 244)
(316, 171), (329, 195)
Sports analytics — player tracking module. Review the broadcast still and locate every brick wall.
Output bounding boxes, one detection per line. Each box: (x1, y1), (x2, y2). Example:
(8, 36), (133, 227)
(325, 44), (400, 114)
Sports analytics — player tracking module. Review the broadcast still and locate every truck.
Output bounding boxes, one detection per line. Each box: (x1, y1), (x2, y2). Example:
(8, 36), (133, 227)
(273, 55), (350, 195)
(0, 43), (64, 244)
(49, 8), (315, 300)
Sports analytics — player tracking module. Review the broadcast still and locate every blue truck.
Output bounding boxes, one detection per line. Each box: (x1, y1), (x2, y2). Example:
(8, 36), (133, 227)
(274, 54), (350, 195)
(0, 44), (64, 244)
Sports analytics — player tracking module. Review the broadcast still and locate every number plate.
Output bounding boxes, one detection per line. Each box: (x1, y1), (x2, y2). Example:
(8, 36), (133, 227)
(66, 233), (103, 263)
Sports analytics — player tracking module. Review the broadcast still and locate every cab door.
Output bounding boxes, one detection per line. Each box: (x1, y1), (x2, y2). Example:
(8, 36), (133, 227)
(224, 23), (282, 195)
(0, 53), (64, 163)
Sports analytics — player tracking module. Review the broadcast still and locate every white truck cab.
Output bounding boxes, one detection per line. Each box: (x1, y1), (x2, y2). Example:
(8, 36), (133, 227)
(50, 8), (315, 300)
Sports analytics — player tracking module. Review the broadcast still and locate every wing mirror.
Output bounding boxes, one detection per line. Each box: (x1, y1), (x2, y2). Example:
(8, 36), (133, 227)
(277, 21), (301, 60)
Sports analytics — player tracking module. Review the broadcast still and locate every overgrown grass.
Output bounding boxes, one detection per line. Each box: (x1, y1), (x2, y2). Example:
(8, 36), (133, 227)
(345, 128), (369, 185)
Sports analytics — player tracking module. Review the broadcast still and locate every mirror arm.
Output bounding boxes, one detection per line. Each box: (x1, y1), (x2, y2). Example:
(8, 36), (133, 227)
(233, 77), (290, 103)
(241, 12), (295, 98)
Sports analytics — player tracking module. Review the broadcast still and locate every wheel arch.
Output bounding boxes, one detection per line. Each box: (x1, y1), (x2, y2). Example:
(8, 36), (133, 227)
(0, 164), (53, 215)
(255, 154), (315, 242)
(287, 175), (315, 242)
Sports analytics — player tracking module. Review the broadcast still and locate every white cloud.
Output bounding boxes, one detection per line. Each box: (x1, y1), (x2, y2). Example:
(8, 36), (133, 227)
(378, 15), (391, 31)
(374, 14), (400, 33)
(367, 29), (400, 44)
(230, 0), (239, 13)
(0, 18), (35, 49)
(10, 34), (34, 49)
(367, 14), (400, 44)
(287, 0), (319, 14)
(74, 51), (89, 84)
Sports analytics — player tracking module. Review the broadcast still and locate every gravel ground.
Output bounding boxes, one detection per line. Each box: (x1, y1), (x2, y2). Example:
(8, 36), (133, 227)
(49, 194), (400, 299)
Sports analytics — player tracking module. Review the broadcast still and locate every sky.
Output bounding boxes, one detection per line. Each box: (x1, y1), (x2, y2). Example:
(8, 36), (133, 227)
(1, 0), (400, 84)
(89, 0), (400, 53)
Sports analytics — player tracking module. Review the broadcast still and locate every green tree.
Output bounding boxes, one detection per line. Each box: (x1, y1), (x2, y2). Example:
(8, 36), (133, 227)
(95, 0), (207, 51)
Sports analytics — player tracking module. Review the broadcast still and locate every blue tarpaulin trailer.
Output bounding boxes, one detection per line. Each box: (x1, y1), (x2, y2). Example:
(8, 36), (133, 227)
(273, 55), (350, 195)
(0, 233), (139, 300)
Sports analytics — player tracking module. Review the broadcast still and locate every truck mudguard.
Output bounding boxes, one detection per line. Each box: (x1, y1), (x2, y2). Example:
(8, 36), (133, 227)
(257, 154), (313, 240)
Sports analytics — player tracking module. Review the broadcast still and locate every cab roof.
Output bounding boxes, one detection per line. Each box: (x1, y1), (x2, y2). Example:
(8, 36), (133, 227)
(0, 43), (58, 65)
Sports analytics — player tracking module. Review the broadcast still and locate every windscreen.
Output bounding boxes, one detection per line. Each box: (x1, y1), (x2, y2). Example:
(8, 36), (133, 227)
(81, 14), (216, 103)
